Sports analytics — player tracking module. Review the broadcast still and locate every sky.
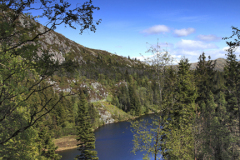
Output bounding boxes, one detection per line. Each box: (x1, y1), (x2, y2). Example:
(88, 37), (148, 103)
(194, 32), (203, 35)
(28, 0), (240, 63)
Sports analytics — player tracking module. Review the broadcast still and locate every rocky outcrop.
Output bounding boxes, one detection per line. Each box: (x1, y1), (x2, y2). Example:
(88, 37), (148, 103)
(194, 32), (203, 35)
(47, 79), (108, 102)
(97, 103), (114, 124)
(89, 82), (108, 102)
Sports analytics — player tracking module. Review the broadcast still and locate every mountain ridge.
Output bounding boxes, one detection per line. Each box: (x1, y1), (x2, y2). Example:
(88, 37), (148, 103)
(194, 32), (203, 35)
(19, 15), (228, 72)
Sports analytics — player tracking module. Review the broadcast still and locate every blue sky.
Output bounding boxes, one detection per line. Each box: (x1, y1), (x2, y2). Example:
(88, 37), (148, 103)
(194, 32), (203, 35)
(30, 0), (240, 63)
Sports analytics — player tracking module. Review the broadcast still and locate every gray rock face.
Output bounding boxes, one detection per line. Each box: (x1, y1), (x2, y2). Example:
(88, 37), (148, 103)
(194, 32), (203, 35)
(97, 103), (114, 124)
(91, 82), (100, 90)
(46, 79), (72, 93)
(46, 79), (108, 103)
(89, 82), (108, 102)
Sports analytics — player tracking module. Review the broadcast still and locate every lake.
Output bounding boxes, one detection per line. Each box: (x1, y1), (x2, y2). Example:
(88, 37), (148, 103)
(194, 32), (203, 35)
(58, 114), (163, 160)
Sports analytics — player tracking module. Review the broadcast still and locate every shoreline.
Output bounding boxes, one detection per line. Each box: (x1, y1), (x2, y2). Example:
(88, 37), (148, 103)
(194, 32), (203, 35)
(54, 111), (157, 152)
(54, 135), (78, 152)
(56, 146), (78, 152)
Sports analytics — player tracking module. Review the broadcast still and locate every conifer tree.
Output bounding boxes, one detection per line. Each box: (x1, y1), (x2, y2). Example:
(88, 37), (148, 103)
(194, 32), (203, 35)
(0, 0), (101, 146)
(131, 58), (196, 160)
(224, 49), (240, 134)
(140, 40), (174, 109)
(37, 126), (62, 160)
(128, 76), (140, 116)
(194, 52), (217, 158)
(195, 52), (216, 106)
(162, 66), (177, 112)
(196, 91), (239, 159)
(166, 57), (197, 159)
(76, 90), (98, 160)
(214, 91), (238, 159)
(199, 91), (216, 159)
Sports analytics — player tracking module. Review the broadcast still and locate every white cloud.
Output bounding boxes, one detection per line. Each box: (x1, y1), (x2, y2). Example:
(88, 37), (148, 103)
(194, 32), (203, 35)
(170, 49), (201, 63)
(176, 39), (218, 50)
(176, 15), (209, 22)
(205, 48), (226, 60)
(174, 28), (195, 37)
(172, 46), (240, 63)
(197, 34), (222, 41)
(221, 46), (240, 58)
(171, 55), (182, 64)
(177, 50), (200, 56)
(141, 25), (170, 35)
(135, 40), (240, 66)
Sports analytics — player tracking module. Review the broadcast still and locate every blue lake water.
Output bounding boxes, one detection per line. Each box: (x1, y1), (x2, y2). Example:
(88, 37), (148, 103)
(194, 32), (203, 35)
(58, 114), (163, 160)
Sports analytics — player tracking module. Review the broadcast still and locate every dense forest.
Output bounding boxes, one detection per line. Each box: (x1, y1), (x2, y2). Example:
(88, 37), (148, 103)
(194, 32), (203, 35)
(1, 1), (240, 160)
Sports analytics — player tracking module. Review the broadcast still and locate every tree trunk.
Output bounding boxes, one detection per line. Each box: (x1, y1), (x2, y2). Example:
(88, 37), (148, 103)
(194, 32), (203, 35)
(155, 116), (161, 160)
(238, 102), (240, 137)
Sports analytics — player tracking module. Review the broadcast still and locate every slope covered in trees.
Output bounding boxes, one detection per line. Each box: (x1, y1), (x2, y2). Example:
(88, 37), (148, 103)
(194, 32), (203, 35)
(1, 1), (240, 160)
(131, 51), (240, 160)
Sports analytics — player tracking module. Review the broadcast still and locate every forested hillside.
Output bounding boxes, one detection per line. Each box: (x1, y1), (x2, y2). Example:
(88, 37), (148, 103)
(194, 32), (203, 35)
(0, 3), (174, 159)
(1, 1), (240, 160)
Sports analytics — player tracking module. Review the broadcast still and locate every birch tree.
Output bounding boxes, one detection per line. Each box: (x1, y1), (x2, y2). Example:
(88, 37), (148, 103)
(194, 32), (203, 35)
(141, 39), (174, 108)
(131, 40), (176, 160)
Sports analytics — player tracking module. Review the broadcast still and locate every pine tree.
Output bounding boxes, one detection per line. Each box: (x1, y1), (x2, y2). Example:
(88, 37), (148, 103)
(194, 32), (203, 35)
(166, 57), (197, 159)
(196, 91), (239, 159)
(76, 90), (98, 160)
(194, 52), (217, 159)
(224, 49), (240, 134)
(222, 49), (240, 159)
(88, 103), (99, 128)
(162, 66), (177, 113)
(199, 91), (216, 159)
(214, 91), (237, 159)
(37, 126), (62, 160)
(0, 0), (101, 146)
(195, 52), (216, 106)
(128, 77), (140, 116)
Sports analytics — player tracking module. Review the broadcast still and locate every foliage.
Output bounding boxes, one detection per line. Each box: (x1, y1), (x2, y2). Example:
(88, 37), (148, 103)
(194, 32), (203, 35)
(131, 115), (167, 160)
(1, 1), (240, 159)
(165, 58), (197, 159)
(224, 49), (240, 128)
(76, 90), (98, 160)
(140, 39), (174, 107)
(0, 0), (101, 158)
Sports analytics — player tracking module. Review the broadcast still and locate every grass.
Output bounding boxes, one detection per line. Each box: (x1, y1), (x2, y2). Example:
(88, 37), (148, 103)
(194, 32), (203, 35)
(54, 135), (78, 152)
(93, 100), (133, 122)
(54, 101), (137, 152)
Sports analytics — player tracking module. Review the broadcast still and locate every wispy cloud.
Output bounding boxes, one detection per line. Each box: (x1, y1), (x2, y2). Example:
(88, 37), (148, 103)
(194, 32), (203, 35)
(137, 39), (227, 64)
(175, 15), (209, 22)
(196, 34), (222, 41)
(140, 25), (170, 35)
(174, 28), (195, 37)
(148, 9), (208, 23)
(176, 39), (218, 50)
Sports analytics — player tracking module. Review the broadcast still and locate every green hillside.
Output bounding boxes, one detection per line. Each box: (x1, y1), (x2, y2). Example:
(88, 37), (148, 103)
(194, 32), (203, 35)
(1, 3), (240, 160)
